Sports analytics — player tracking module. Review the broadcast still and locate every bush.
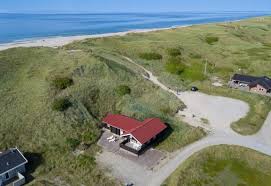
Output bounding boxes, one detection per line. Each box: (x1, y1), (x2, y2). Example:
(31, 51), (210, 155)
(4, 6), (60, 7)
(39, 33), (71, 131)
(115, 85), (131, 96)
(167, 48), (182, 57)
(52, 77), (73, 90)
(189, 53), (202, 59)
(77, 155), (96, 168)
(205, 36), (219, 45)
(66, 138), (80, 150)
(139, 52), (162, 60)
(165, 57), (186, 75)
(52, 98), (72, 111)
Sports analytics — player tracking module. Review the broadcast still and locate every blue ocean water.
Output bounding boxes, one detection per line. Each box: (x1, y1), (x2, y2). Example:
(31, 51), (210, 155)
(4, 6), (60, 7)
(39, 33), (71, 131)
(0, 12), (269, 44)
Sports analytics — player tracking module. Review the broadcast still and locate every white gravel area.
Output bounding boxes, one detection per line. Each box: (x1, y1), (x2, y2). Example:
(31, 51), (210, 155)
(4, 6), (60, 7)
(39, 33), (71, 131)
(97, 151), (152, 185)
(177, 91), (249, 134)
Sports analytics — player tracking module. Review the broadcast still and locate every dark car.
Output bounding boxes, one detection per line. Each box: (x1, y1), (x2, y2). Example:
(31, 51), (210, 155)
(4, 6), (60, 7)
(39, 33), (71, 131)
(191, 86), (199, 91)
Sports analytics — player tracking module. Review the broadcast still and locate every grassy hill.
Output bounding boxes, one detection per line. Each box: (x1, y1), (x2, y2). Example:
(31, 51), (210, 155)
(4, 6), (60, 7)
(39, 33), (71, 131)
(65, 16), (271, 135)
(0, 47), (204, 185)
(163, 145), (271, 186)
(1, 16), (271, 185)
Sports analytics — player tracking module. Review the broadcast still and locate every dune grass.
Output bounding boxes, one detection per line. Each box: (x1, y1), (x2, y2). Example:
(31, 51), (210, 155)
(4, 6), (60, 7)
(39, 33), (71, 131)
(163, 145), (271, 186)
(0, 46), (204, 185)
(2, 16), (271, 184)
(67, 16), (271, 135)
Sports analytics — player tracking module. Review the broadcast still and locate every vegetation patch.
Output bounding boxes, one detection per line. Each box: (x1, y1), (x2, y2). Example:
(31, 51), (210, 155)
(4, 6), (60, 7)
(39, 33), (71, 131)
(163, 145), (271, 186)
(52, 77), (73, 90)
(205, 36), (219, 45)
(165, 57), (186, 75)
(52, 98), (72, 111)
(139, 52), (163, 60)
(189, 53), (202, 59)
(115, 85), (131, 96)
(66, 138), (81, 150)
(167, 48), (182, 57)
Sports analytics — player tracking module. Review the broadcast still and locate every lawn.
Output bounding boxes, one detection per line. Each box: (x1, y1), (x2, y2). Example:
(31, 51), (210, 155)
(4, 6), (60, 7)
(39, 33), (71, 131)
(163, 145), (271, 186)
(67, 16), (271, 135)
(0, 47), (204, 185)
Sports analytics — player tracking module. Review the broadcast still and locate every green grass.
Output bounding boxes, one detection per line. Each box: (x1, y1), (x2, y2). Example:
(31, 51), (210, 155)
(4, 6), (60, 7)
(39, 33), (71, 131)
(67, 16), (271, 135)
(0, 46), (204, 184)
(51, 77), (73, 90)
(52, 98), (72, 111)
(2, 16), (271, 184)
(165, 57), (186, 75)
(205, 35), (219, 45)
(115, 85), (131, 96)
(167, 48), (182, 57)
(139, 52), (163, 60)
(163, 145), (271, 186)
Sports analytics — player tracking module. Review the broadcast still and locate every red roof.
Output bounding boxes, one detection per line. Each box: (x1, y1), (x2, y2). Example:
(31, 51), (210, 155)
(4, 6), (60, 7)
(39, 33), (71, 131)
(131, 118), (167, 144)
(102, 114), (143, 132)
(102, 114), (167, 144)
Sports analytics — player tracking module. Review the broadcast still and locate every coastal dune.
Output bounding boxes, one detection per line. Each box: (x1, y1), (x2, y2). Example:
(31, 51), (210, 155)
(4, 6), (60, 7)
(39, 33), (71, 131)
(0, 27), (175, 51)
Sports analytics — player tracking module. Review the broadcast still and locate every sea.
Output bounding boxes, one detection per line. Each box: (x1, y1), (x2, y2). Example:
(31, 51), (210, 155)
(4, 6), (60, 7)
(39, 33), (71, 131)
(0, 12), (269, 44)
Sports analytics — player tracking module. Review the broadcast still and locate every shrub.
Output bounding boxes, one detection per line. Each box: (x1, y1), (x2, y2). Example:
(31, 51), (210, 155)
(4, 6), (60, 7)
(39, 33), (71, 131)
(52, 98), (72, 111)
(52, 77), (73, 90)
(190, 53), (202, 59)
(77, 155), (96, 168)
(139, 52), (162, 60)
(66, 138), (80, 150)
(167, 48), (182, 57)
(115, 85), (131, 96)
(165, 57), (186, 75)
(205, 36), (219, 45)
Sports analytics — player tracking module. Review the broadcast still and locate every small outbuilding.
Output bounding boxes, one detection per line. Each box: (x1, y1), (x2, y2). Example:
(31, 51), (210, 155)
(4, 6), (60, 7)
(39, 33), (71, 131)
(0, 148), (28, 186)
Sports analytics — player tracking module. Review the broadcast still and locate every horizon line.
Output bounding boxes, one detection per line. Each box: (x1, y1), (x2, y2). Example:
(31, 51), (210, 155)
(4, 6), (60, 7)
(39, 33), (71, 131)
(1, 10), (271, 15)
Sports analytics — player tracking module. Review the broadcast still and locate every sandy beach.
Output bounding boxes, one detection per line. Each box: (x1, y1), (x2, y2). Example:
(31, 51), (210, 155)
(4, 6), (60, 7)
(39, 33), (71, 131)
(0, 16), (262, 52)
(0, 26), (182, 51)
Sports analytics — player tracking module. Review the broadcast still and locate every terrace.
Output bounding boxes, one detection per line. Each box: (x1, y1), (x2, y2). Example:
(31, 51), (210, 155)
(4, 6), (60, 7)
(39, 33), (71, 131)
(97, 130), (166, 169)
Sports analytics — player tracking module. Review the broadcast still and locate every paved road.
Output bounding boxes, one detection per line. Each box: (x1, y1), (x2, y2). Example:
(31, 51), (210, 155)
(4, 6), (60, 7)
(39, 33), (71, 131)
(122, 56), (271, 186)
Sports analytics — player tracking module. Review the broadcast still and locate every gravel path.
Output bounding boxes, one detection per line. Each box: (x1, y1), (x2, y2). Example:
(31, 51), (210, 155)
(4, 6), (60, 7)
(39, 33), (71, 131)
(97, 57), (271, 186)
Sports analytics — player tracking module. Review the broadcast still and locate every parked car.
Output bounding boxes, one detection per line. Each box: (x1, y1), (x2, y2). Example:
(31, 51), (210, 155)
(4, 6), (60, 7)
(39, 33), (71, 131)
(191, 86), (199, 91)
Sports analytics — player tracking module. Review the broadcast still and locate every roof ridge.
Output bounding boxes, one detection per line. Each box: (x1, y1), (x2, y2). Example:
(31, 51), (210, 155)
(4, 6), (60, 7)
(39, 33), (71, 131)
(107, 113), (140, 124)
(130, 118), (158, 133)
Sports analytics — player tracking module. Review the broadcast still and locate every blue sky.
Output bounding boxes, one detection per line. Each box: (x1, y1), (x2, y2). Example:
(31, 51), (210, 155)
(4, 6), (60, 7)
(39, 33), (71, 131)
(1, 0), (271, 13)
